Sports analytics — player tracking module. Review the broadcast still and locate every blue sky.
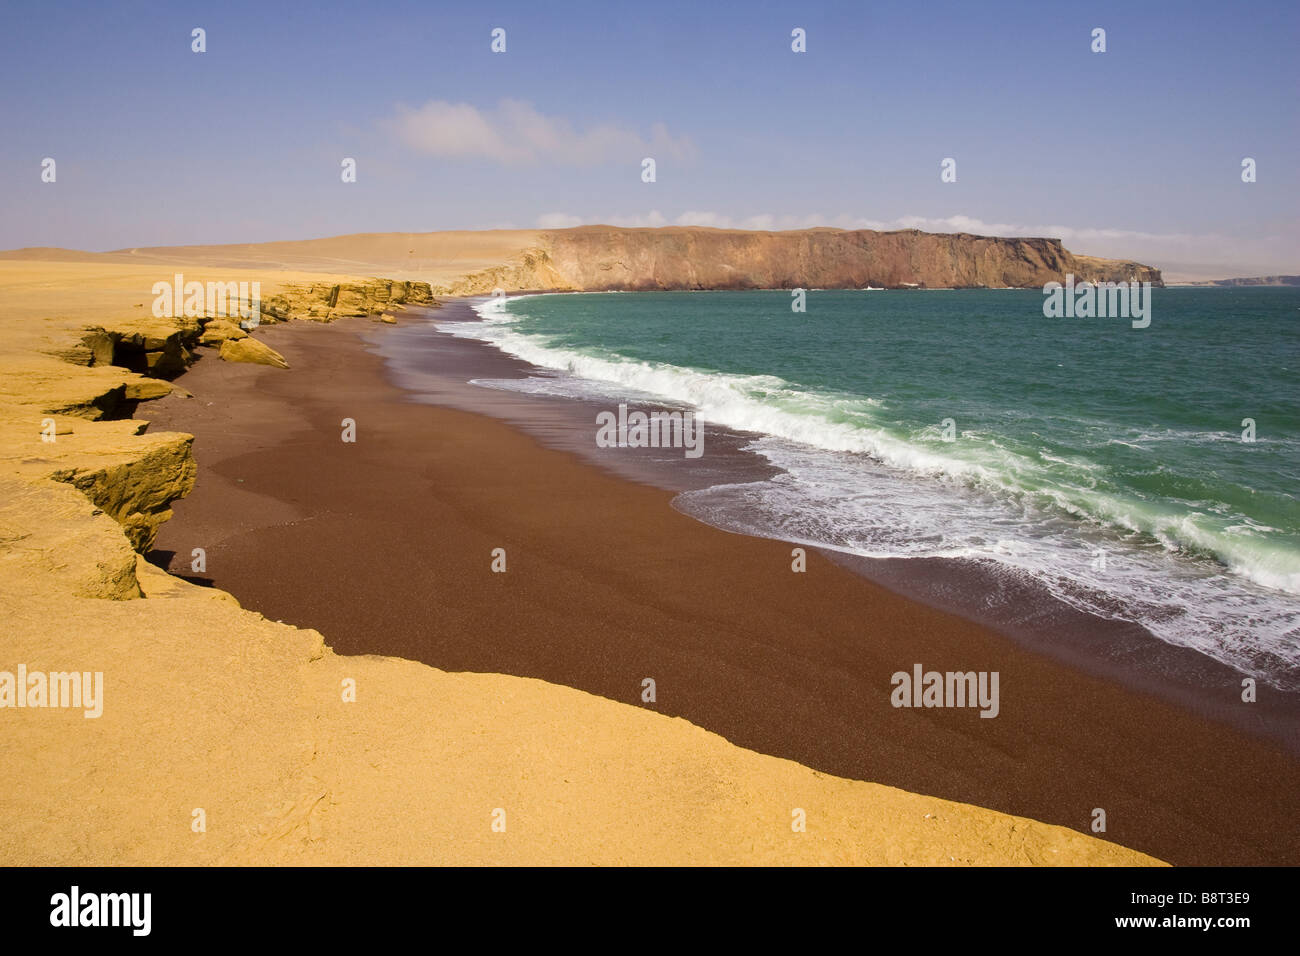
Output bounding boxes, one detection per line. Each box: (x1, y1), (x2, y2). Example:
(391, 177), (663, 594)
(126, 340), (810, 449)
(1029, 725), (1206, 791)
(2, 0), (1296, 277)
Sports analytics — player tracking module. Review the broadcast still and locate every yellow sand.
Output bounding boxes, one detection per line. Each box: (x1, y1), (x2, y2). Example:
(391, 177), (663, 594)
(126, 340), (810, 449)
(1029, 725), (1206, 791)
(0, 231), (543, 287)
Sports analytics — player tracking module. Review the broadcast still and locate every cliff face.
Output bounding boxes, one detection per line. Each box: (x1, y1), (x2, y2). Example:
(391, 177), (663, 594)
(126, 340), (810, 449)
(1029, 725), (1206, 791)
(445, 226), (1162, 293)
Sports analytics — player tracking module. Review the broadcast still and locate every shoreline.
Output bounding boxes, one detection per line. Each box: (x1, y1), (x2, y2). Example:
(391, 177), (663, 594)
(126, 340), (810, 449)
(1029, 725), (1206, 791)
(409, 296), (1300, 753)
(0, 261), (1173, 866)
(143, 302), (1300, 866)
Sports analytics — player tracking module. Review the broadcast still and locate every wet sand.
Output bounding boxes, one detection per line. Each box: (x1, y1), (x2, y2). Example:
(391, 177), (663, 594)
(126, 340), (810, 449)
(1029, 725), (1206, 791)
(144, 309), (1300, 866)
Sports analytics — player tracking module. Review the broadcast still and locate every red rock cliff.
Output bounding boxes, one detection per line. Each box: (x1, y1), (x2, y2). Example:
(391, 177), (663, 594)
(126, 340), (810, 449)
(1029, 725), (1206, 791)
(445, 226), (1162, 293)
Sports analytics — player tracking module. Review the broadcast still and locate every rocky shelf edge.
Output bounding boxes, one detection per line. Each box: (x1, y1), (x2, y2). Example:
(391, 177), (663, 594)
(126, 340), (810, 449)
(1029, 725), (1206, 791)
(66, 278), (437, 386)
(0, 276), (435, 601)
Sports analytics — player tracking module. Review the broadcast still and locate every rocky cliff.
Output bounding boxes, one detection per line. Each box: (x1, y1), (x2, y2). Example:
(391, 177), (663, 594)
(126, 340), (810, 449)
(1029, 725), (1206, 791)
(443, 226), (1162, 294)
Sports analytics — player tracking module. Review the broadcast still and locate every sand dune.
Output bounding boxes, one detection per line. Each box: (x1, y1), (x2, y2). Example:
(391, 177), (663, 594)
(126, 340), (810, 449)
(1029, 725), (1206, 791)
(1, 231), (542, 287)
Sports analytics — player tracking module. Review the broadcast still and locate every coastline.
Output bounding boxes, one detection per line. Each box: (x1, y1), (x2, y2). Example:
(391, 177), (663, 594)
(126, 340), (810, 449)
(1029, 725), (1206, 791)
(0, 260), (1165, 866)
(143, 300), (1300, 866)
(392, 296), (1300, 754)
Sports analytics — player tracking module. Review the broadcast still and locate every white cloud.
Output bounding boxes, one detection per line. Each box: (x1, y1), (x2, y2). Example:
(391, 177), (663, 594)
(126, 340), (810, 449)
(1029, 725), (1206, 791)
(675, 211), (781, 230)
(536, 211), (669, 228)
(538, 210), (887, 232)
(604, 211), (669, 228)
(389, 99), (695, 167)
(531, 209), (1243, 244)
(535, 213), (586, 229)
(884, 214), (1209, 246)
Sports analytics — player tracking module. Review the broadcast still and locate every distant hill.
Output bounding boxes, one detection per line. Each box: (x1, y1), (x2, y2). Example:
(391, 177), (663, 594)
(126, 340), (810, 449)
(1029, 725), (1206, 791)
(1178, 275), (1300, 287)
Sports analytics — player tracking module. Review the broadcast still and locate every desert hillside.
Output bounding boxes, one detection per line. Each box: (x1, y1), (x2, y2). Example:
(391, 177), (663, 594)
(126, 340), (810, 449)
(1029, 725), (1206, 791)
(1180, 275), (1300, 287)
(0, 231), (542, 288)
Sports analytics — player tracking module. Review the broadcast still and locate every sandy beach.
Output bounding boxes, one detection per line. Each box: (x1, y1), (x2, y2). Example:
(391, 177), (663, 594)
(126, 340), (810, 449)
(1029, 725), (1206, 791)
(0, 258), (1177, 867)
(140, 303), (1300, 867)
(7, 0), (1300, 900)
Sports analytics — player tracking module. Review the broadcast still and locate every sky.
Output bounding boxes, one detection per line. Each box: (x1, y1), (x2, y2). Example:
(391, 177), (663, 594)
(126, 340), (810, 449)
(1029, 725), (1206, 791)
(2, 0), (1297, 279)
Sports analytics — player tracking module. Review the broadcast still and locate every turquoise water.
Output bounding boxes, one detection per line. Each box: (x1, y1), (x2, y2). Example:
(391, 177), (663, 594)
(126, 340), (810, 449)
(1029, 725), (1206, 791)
(445, 288), (1300, 687)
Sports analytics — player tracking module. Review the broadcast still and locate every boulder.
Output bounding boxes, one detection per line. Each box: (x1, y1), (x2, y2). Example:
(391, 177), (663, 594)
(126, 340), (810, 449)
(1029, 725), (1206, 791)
(219, 337), (289, 369)
(123, 377), (173, 401)
(198, 320), (248, 346)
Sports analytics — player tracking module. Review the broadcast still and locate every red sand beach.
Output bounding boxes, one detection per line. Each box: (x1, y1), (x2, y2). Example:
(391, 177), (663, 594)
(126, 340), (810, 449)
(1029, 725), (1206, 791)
(144, 311), (1300, 866)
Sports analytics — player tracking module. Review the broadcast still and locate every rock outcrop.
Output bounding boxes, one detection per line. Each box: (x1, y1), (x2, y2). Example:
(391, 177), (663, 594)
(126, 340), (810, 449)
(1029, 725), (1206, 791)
(45, 423), (197, 553)
(198, 320), (246, 346)
(0, 476), (144, 600)
(188, 278), (434, 367)
(442, 226), (1163, 294)
(260, 278), (434, 323)
(219, 336), (289, 368)
(80, 317), (201, 380)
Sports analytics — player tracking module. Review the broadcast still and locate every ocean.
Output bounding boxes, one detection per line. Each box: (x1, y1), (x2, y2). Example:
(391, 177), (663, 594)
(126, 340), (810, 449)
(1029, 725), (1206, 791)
(438, 288), (1300, 691)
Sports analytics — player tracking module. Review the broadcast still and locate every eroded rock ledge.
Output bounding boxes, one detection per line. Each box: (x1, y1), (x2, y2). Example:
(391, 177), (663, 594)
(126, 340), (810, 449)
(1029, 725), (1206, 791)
(65, 279), (437, 381)
(261, 278), (434, 323)
(0, 275), (435, 603)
